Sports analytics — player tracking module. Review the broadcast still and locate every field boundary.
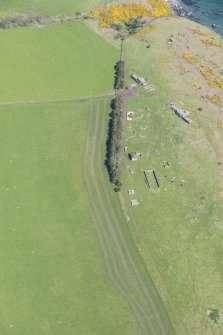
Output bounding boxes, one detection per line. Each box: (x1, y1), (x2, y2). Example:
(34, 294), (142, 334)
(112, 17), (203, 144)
(0, 91), (115, 107)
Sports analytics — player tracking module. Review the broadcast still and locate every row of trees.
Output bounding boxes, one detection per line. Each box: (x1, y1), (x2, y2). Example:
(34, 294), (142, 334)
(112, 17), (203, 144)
(0, 13), (85, 29)
(125, 17), (146, 34)
(106, 96), (124, 191)
(114, 60), (125, 90)
(106, 61), (125, 191)
(0, 16), (35, 29)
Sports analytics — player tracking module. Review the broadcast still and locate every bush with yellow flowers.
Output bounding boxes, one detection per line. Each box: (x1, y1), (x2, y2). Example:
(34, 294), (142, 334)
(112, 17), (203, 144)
(92, 0), (172, 28)
(150, 0), (172, 16)
(208, 94), (222, 105)
(183, 53), (197, 65)
(215, 76), (223, 91)
(191, 29), (210, 37)
(136, 24), (155, 38)
(217, 120), (223, 129)
(183, 54), (223, 92)
(202, 39), (223, 48)
(92, 4), (152, 27)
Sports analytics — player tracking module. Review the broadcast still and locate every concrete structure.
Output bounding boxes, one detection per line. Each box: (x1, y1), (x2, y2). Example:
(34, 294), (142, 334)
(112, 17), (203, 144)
(131, 199), (139, 206)
(126, 111), (135, 120)
(170, 103), (192, 124)
(129, 152), (141, 161)
(131, 74), (147, 86)
(128, 189), (135, 195)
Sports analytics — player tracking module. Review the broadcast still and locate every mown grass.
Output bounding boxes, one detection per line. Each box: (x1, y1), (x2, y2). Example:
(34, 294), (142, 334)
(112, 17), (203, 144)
(0, 0), (112, 16)
(0, 21), (119, 102)
(0, 101), (142, 335)
(121, 20), (223, 334)
(84, 98), (175, 335)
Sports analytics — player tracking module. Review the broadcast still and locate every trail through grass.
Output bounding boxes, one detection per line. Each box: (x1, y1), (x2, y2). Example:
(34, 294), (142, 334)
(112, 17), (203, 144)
(0, 101), (142, 335)
(84, 98), (175, 335)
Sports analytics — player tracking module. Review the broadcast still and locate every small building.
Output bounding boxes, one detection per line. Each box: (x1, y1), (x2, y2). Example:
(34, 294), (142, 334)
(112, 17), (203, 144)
(168, 37), (175, 43)
(131, 199), (139, 206)
(129, 152), (141, 161)
(126, 111), (135, 120)
(138, 77), (147, 85)
(128, 189), (135, 195)
(170, 103), (192, 124)
(163, 160), (170, 168)
(131, 74), (147, 86)
(181, 115), (192, 124)
(131, 74), (138, 82)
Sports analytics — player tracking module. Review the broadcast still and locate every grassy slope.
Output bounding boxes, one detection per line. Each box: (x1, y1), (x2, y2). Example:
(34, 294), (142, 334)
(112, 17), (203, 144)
(84, 98), (175, 335)
(0, 21), (119, 101)
(0, 0), (111, 16)
(121, 17), (223, 335)
(0, 101), (141, 335)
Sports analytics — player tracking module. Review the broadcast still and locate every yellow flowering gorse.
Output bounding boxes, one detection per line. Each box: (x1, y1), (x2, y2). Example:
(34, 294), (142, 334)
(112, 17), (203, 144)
(183, 53), (197, 65)
(92, 0), (171, 28)
(191, 29), (211, 37)
(150, 0), (172, 16)
(202, 39), (223, 48)
(208, 94), (222, 105)
(183, 53), (223, 92)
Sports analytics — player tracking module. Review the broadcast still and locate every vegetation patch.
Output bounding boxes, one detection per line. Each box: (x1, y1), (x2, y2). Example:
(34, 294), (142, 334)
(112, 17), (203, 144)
(150, 0), (172, 17)
(106, 95), (125, 191)
(206, 308), (220, 324)
(92, 4), (151, 28)
(202, 39), (223, 48)
(92, 0), (171, 28)
(183, 53), (198, 65)
(190, 29), (211, 37)
(208, 93), (222, 105)
(114, 60), (125, 90)
(183, 52), (223, 92)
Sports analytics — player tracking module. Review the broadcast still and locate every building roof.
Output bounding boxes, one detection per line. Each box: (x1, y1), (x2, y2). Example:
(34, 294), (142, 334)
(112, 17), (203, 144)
(131, 74), (138, 80)
(138, 77), (146, 84)
(131, 74), (147, 85)
(131, 199), (139, 206)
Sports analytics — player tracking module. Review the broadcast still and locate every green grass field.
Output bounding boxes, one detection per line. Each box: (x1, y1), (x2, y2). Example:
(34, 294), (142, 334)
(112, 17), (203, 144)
(0, 0), (111, 16)
(120, 18), (223, 334)
(1, 6), (223, 334)
(0, 100), (144, 335)
(0, 21), (119, 102)
(0, 19), (176, 333)
(0, 21), (147, 335)
(84, 99), (175, 335)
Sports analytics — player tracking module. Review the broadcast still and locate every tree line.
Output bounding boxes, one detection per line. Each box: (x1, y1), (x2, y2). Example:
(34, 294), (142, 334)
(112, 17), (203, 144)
(0, 13), (85, 29)
(114, 60), (125, 90)
(106, 61), (125, 191)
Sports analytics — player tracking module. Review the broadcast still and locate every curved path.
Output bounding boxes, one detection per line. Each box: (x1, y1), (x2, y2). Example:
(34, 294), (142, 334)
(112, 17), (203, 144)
(83, 98), (175, 335)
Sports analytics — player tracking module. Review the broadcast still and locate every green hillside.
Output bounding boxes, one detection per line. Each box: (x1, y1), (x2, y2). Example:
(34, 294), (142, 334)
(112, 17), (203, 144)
(120, 16), (223, 334)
